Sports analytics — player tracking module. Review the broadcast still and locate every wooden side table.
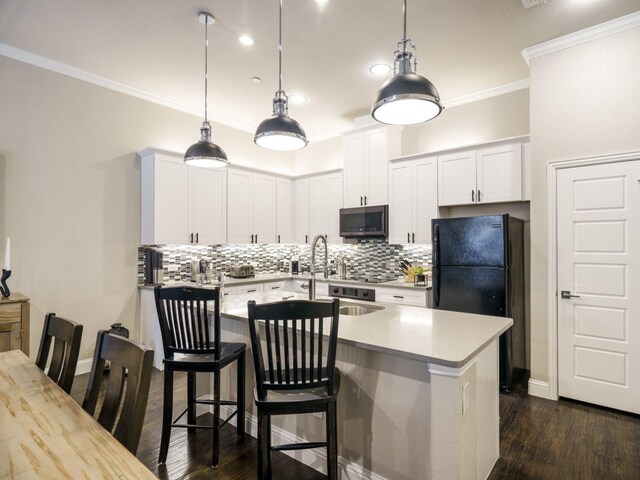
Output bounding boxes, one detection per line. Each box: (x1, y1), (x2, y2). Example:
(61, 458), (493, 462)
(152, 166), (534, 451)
(0, 292), (30, 355)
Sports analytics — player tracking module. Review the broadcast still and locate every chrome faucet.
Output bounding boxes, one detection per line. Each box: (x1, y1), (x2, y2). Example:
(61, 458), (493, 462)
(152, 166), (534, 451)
(309, 234), (328, 300)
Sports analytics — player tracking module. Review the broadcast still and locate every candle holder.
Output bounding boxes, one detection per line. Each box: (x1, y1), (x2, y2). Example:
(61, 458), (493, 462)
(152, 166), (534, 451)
(0, 269), (10, 298)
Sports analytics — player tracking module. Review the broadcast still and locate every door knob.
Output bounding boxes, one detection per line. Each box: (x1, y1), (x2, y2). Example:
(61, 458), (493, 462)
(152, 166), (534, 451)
(561, 290), (580, 299)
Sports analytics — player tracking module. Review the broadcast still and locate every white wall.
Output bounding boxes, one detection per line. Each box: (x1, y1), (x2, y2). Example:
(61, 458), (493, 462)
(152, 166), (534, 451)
(528, 25), (640, 383)
(293, 135), (343, 176)
(0, 56), (293, 362)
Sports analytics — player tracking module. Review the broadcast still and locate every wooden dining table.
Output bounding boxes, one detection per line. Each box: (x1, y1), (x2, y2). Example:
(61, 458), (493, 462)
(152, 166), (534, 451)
(0, 350), (157, 479)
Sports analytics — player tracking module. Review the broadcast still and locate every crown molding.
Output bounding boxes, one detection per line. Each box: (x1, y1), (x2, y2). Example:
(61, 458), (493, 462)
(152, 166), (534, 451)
(442, 78), (529, 109)
(522, 11), (640, 65)
(0, 42), (256, 134)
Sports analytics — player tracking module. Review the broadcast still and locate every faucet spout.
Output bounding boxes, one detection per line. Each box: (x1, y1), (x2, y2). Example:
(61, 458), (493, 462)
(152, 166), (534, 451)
(309, 234), (328, 300)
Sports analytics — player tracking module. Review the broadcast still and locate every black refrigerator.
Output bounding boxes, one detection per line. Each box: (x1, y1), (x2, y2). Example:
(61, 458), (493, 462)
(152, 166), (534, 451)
(432, 214), (525, 390)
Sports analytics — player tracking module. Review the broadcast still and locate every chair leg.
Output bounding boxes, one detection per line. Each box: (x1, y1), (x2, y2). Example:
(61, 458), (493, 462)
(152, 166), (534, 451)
(326, 401), (338, 480)
(187, 371), (196, 434)
(257, 408), (272, 480)
(236, 351), (245, 437)
(159, 368), (173, 464)
(212, 369), (221, 469)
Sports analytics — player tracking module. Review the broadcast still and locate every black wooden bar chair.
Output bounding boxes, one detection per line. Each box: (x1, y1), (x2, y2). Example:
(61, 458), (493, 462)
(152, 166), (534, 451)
(247, 298), (341, 480)
(35, 313), (83, 394)
(154, 285), (246, 468)
(82, 330), (154, 454)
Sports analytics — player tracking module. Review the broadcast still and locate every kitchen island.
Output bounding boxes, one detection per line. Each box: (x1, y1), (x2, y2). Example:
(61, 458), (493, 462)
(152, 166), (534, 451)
(212, 291), (511, 480)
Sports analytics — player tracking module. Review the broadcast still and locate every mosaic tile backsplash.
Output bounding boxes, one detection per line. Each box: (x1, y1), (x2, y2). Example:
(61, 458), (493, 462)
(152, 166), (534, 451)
(138, 240), (432, 285)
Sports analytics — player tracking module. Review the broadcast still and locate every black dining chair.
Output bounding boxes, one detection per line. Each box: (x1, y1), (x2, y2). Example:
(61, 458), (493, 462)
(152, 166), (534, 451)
(154, 285), (246, 468)
(35, 313), (83, 394)
(247, 298), (341, 480)
(82, 330), (154, 454)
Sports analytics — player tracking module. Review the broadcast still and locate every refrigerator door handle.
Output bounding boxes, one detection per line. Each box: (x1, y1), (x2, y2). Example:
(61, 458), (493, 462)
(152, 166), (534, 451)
(433, 224), (440, 307)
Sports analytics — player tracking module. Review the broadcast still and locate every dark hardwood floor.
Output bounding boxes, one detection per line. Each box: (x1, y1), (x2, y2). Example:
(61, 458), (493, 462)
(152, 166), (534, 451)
(71, 368), (640, 479)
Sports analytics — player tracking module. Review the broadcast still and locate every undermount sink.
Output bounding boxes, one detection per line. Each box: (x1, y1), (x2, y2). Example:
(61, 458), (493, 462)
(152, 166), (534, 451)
(339, 302), (385, 316)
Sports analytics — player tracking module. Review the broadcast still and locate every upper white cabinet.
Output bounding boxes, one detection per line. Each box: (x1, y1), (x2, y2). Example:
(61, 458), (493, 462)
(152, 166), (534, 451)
(140, 149), (226, 245)
(309, 172), (343, 244)
(343, 127), (401, 207)
(389, 155), (438, 244)
(438, 143), (522, 206)
(276, 178), (293, 244)
(227, 168), (277, 244)
(293, 178), (310, 244)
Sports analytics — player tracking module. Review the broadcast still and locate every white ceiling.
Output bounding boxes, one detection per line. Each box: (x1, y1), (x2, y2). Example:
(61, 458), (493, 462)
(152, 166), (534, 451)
(1, 0), (638, 140)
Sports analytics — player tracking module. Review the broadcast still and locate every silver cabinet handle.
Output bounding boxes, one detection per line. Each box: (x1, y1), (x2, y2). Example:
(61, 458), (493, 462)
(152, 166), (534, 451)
(271, 286), (280, 290)
(412, 233), (415, 243)
(477, 190), (482, 202)
(360, 196), (363, 206)
(255, 234), (258, 243)
(251, 234), (254, 243)
(277, 234), (280, 243)
(407, 232), (410, 243)
(190, 233), (194, 243)
(472, 190), (475, 202)
(364, 195), (367, 205)
(247, 289), (257, 293)
(305, 234), (308, 243)
(561, 290), (580, 299)
(195, 233), (199, 243)
(393, 295), (404, 299)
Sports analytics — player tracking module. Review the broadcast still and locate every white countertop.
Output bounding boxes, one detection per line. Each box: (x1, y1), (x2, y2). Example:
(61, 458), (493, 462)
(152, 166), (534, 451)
(218, 291), (511, 368)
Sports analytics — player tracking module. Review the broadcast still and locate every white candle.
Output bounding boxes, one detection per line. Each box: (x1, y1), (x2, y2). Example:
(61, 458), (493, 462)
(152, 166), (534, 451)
(3, 238), (9, 271)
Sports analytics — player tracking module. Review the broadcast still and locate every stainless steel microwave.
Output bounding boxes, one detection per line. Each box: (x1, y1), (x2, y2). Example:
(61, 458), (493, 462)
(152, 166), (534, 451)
(339, 205), (388, 238)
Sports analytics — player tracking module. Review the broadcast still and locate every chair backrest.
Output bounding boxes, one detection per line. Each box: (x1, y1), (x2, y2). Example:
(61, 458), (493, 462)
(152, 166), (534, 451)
(154, 286), (220, 359)
(82, 331), (153, 454)
(247, 299), (340, 400)
(35, 313), (83, 394)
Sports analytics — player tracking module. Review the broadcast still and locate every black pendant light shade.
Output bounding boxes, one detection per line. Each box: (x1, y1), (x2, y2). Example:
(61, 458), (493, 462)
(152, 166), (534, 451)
(371, 0), (443, 125)
(184, 12), (229, 168)
(254, 0), (308, 151)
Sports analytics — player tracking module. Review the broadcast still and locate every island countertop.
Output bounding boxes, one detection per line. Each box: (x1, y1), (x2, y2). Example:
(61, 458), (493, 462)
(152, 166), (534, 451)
(218, 291), (511, 369)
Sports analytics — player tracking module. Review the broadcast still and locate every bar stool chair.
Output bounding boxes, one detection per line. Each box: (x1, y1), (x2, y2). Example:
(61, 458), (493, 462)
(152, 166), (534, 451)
(247, 298), (341, 480)
(154, 285), (246, 468)
(35, 313), (83, 394)
(82, 331), (154, 454)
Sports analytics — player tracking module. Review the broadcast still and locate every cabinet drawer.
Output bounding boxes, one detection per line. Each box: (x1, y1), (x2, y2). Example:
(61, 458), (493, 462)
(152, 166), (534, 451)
(264, 281), (286, 291)
(238, 284), (264, 296)
(0, 303), (22, 324)
(376, 288), (427, 307)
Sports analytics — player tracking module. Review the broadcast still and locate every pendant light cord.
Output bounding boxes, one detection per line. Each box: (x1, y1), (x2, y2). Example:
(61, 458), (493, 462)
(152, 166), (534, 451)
(204, 14), (209, 124)
(278, 0), (283, 93)
(402, 0), (407, 53)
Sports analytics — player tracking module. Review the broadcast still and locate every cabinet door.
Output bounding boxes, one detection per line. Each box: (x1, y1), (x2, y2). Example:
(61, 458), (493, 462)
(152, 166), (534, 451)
(364, 128), (389, 206)
(389, 162), (413, 244)
(276, 178), (293, 244)
(309, 176), (328, 241)
(227, 169), (253, 244)
(476, 143), (522, 204)
(413, 157), (438, 244)
(191, 167), (226, 245)
(293, 178), (310, 244)
(0, 322), (21, 353)
(155, 158), (191, 244)
(437, 151), (477, 206)
(343, 133), (367, 207)
(326, 173), (343, 244)
(252, 174), (277, 244)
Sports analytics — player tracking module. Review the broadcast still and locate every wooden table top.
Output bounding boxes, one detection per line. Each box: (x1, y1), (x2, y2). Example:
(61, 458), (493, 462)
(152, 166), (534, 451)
(0, 350), (157, 479)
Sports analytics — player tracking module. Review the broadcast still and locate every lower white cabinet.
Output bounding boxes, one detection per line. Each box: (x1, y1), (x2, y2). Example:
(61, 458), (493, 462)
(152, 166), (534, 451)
(375, 286), (429, 308)
(263, 280), (286, 292)
(389, 155), (438, 244)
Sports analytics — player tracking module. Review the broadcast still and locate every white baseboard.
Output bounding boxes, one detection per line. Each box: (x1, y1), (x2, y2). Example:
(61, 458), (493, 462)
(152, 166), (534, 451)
(219, 405), (389, 480)
(528, 378), (552, 399)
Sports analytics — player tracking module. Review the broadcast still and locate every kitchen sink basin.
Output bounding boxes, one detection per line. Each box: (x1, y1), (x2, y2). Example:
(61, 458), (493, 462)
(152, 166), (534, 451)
(339, 302), (385, 316)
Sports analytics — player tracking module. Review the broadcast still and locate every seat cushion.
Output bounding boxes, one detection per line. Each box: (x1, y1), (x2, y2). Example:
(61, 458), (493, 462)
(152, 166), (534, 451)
(164, 342), (245, 370)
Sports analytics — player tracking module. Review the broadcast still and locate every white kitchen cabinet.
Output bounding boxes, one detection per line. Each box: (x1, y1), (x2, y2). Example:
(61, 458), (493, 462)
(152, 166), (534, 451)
(309, 172), (343, 243)
(263, 280), (287, 292)
(343, 127), (401, 208)
(276, 178), (293, 243)
(389, 155), (438, 244)
(140, 149), (226, 245)
(227, 168), (277, 244)
(293, 178), (310, 244)
(375, 286), (428, 307)
(438, 143), (522, 206)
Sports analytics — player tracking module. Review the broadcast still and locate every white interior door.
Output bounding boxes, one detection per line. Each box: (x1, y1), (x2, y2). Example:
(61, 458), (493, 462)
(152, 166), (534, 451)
(557, 159), (640, 414)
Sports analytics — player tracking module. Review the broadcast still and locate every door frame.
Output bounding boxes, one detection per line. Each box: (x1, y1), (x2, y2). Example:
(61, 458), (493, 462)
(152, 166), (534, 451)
(545, 150), (640, 401)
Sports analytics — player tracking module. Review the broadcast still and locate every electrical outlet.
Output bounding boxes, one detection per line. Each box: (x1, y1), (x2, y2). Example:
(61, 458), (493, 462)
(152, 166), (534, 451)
(462, 382), (470, 415)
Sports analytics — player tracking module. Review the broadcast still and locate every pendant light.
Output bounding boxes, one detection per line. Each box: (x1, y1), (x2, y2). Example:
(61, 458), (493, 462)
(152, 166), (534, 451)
(184, 12), (229, 168)
(371, 0), (443, 125)
(254, 0), (308, 151)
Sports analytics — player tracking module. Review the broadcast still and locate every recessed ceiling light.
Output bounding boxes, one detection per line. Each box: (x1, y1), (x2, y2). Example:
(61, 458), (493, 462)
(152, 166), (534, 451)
(370, 64), (392, 75)
(289, 94), (307, 104)
(239, 35), (254, 46)
(251, 76), (262, 83)
(316, 0), (329, 4)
